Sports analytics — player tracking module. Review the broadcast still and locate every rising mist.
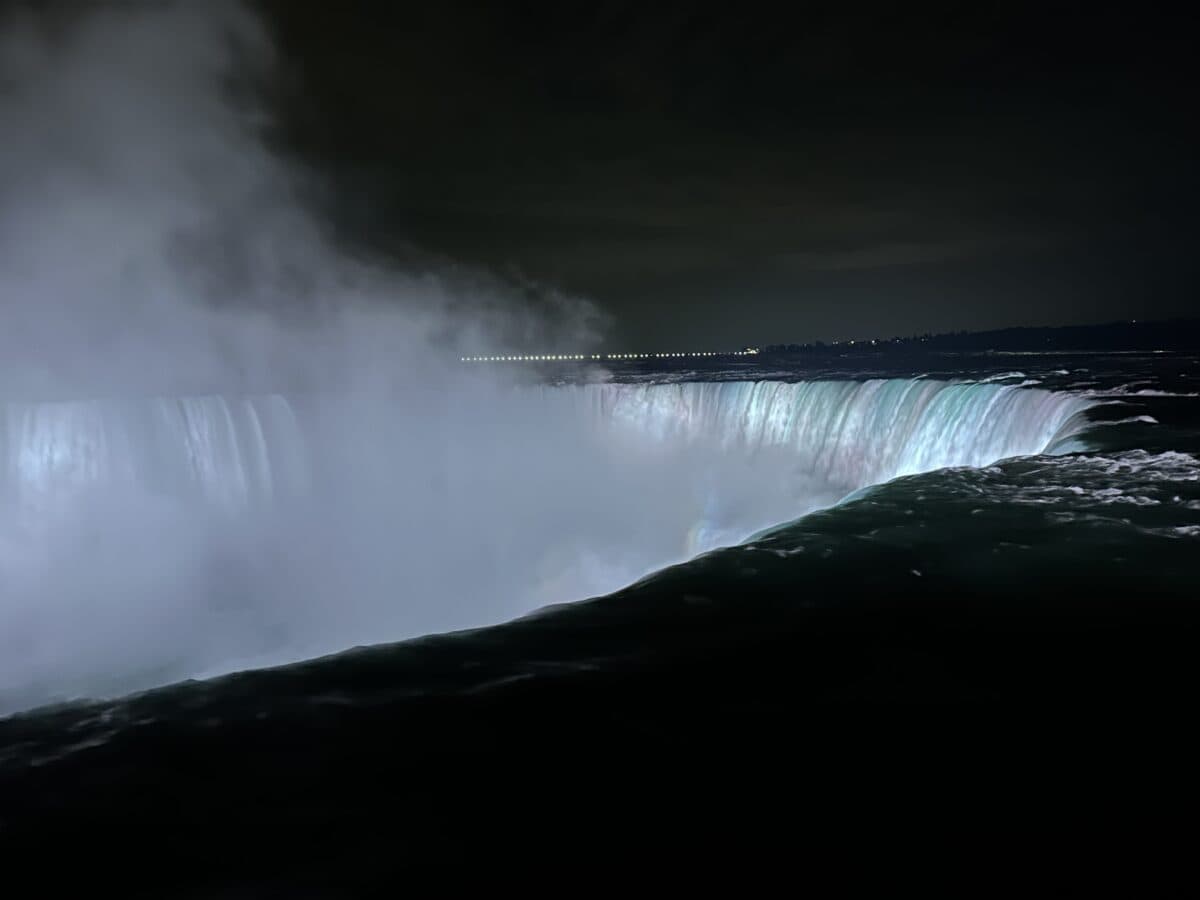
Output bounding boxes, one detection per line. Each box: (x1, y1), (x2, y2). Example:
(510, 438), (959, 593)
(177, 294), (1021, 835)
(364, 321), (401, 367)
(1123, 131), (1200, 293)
(0, 0), (612, 709)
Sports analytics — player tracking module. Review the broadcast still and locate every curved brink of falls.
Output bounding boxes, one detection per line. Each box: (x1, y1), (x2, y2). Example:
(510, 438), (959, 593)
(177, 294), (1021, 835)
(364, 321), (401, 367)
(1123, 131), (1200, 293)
(3, 380), (1094, 513)
(0, 379), (1096, 712)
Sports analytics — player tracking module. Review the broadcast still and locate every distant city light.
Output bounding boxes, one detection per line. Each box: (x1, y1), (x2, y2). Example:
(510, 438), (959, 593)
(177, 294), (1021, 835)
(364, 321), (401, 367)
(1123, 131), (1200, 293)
(459, 347), (759, 363)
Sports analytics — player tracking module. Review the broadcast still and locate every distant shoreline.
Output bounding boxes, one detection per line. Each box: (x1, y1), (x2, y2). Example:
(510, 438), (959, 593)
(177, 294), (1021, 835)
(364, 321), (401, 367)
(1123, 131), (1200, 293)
(762, 318), (1200, 356)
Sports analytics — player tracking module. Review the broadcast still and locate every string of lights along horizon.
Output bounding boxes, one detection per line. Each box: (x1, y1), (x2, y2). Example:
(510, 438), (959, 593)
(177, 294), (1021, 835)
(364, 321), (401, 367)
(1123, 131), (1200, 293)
(461, 348), (761, 363)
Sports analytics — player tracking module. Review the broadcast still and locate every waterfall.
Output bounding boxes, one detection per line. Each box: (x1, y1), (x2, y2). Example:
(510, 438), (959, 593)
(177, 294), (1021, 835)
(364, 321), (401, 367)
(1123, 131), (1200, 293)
(560, 379), (1095, 493)
(1, 380), (1093, 512)
(1, 395), (307, 510)
(0, 378), (1097, 711)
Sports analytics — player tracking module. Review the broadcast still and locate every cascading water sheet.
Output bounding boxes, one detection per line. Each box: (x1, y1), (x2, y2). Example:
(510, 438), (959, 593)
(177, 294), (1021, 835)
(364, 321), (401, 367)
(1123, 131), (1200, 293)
(0, 378), (1097, 711)
(549, 379), (1094, 490)
(1, 395), (308, 510)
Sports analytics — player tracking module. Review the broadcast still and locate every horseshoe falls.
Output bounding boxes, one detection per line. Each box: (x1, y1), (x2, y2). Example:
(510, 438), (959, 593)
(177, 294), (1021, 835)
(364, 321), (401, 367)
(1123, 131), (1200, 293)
(0, 377), (1097, 711)
(560, 379), (1094, 486)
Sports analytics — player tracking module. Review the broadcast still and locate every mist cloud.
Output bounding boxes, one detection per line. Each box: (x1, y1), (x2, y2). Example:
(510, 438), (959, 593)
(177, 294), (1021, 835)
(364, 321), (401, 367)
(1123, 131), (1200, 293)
(0, 0), (625, 710)
(0, 0), (602, 401)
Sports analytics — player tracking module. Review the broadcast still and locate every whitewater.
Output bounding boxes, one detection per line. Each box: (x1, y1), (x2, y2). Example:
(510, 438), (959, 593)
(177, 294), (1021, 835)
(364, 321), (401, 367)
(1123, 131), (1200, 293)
(0, 376), (1097, 712)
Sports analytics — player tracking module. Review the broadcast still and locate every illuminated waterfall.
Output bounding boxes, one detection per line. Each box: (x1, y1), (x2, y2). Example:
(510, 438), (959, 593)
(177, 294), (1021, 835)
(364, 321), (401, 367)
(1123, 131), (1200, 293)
(1, 380), (1093, 513)
(1, 395), (307, 510)
(0, 377), (1097, 711)
(562, 379), (1095, 492)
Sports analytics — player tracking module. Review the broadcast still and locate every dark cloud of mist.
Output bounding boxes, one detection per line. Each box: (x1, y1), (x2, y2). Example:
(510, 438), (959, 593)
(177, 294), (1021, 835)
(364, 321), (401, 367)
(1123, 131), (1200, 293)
(0, 0), (605, 400)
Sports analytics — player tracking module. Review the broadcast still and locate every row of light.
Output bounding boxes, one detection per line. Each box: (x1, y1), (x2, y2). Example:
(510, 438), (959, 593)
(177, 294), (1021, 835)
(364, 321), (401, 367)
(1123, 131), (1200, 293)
(460, 349), (759, 363)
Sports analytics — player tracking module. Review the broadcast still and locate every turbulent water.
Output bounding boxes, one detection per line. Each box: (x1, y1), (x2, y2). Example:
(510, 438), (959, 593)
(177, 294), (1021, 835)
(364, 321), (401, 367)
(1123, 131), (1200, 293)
(0, 354), (1197, 714)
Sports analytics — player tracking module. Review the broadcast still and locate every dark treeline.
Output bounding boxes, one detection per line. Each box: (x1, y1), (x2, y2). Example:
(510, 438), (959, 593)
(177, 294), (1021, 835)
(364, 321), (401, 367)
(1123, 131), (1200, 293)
(764, 318), (1200, 356)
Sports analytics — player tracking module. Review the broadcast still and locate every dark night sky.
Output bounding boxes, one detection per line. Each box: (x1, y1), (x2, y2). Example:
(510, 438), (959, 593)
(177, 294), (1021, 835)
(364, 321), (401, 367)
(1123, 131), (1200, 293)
(258, 0), (1198, 347)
